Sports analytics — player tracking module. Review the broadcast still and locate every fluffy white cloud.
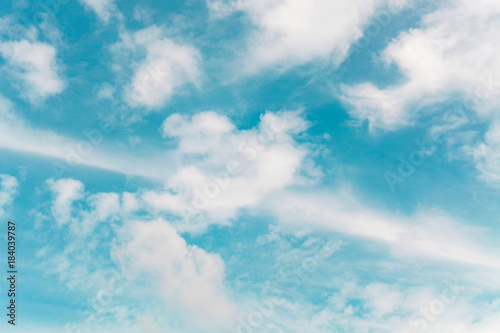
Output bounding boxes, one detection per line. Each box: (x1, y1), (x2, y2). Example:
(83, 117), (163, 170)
(79, 0), (119, 22)
(342, 0), (500, 130)
(115, 26), (202, 108)
(112, 218), (238, 330)
(0, 40), (65, 103)
(162, 111), (236, 153)
(142, 110), (311, 231)
(208, 0), (410, 73)
(0, 174), (18, 217)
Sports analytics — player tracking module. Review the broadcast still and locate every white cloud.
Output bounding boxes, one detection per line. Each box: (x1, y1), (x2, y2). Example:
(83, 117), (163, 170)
(115, 26), (202, 109)
(46, 178), (123, 233)
(162, 111), (236, 153)
(342, 0), (500, 130)
(79, 0), (118, 22)
(47, 178), (85, 226)
(112, 218), (238, 330)
(0, 40), (65, 103)
(208, 0), (410, 73)
(46, 178), (137, 236)
(0, 174), (18, 217)
(142, 110), (311, 231)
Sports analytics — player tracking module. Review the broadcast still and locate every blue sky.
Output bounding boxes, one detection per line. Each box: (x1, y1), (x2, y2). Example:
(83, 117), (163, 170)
(1, 0), (500, 332)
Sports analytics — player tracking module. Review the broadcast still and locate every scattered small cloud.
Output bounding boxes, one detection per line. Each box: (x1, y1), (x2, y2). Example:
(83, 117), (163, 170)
(0, 40), (65, 103)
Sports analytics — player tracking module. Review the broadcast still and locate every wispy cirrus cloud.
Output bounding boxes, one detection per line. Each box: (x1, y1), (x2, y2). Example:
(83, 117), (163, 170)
(265, 188), (500, 268)
(0, 94), (170, 179)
